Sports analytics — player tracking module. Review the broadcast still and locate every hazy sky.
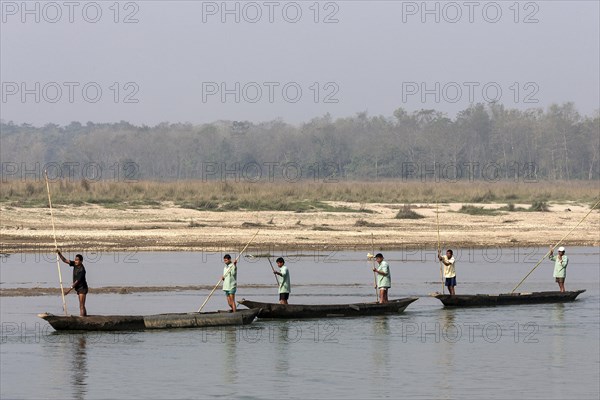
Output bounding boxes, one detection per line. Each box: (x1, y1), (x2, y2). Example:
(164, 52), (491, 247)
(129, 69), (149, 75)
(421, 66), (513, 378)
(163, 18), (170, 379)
(1, 0), (599, 126)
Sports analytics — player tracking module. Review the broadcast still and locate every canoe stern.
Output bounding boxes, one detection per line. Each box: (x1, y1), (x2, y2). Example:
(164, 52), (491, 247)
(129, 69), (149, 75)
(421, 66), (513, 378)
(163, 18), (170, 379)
(38, 308), (261, 331)
(432, 289), (586, 307)
(238, 297), (418, 319)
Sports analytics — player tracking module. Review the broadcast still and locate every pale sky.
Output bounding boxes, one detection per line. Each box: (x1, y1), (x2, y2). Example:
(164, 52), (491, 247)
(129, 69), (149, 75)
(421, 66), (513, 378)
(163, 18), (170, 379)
(1, 0), (599, 126)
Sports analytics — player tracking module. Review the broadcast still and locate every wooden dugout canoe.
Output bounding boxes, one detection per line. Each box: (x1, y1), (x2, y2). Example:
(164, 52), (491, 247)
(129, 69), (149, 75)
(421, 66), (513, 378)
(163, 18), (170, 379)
(432, 290), (586, 307)
(237, 297), (419, 319)
(38, 308), (261, 331)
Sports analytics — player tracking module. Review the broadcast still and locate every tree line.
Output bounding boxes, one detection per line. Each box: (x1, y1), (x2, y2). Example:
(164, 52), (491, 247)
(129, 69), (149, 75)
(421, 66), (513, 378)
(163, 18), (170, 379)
(1, 102), (598, 182)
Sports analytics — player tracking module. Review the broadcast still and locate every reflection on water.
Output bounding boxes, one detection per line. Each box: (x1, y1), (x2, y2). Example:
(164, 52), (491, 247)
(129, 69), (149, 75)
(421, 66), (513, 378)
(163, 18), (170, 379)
(551, 303), (565, 325)
(370, 316), (391, 378)
(439, 309), (457, 395)
(71, 336), (88, 400)
(274, 322), (291, 378)
(36, 333), (88, 400)
(551, 303), (566, 372)
(222, 327), (239, 384)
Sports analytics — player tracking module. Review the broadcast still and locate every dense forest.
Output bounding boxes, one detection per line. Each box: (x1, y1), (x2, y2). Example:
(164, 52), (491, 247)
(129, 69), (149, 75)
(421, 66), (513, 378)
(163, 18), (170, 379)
(1, 103), (599, 182)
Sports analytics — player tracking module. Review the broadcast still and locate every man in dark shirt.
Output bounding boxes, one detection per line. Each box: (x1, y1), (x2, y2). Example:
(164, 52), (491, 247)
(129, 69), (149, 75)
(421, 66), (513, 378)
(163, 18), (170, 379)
(57, 250), (88, 316)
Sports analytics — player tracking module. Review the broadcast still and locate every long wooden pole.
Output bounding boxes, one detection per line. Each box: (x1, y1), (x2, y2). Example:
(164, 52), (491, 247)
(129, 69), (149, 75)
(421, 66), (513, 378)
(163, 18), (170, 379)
(371, 233), (379, 302)
(197, 230), (260, 312)
(267, 257), (281, 286)
(436, 201), (444, 294)
(44, 171), (68, 316)
(511, 199), (600, 293)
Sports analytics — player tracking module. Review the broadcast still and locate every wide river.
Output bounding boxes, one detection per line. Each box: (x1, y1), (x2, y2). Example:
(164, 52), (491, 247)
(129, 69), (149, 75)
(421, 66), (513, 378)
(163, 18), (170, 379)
(1, 247), (599, 399)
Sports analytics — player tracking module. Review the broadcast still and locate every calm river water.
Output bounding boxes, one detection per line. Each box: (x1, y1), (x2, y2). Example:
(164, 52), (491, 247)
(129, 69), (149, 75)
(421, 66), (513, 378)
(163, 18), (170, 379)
(1, 248), (599, 399)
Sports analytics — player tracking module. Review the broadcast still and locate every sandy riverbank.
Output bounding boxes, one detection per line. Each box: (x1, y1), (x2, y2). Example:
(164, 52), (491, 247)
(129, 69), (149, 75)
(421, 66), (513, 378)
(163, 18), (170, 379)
(1, 201), (598, 253)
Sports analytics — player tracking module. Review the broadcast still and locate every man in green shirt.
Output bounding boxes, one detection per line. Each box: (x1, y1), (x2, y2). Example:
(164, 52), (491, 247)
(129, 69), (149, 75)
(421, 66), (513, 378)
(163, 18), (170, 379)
(273, 257), (291, 304)
(222, 254), (238, 312)
(372, 253), (391, 303)
(548, 246), (568, 292)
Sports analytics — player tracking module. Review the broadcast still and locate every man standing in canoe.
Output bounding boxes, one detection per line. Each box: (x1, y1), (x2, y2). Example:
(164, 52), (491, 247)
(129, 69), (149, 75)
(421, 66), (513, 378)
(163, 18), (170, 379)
(56, 250), (88, 316)
(222, 254), (238, 312)
(438, 249), (457, 295)
(548, 246), (568, 292)
(273, 257), (291, 304)
(372, 253), (391, 303)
